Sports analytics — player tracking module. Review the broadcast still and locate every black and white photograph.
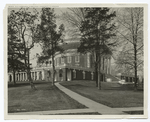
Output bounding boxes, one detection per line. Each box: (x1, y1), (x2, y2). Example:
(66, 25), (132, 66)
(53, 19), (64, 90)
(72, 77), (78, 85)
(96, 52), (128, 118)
(4, 4), (148, 119)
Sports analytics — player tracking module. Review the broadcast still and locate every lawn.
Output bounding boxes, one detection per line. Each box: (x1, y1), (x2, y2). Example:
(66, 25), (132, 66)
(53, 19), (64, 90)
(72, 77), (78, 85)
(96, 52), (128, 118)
(8, 82), (87, 113)
(60, 80), (143, 108)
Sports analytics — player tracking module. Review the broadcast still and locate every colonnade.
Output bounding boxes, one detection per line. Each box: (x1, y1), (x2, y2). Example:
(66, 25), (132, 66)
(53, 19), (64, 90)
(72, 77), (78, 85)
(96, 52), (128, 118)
(8, 71), (45, 82)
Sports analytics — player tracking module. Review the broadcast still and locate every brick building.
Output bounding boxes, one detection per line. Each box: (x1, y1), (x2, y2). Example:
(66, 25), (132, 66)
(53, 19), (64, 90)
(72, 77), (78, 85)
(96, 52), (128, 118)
(8, 41), (112, 82)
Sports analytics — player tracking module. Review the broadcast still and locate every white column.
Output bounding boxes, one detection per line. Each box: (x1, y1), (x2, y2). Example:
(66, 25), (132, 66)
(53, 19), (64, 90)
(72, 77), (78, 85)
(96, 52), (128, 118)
(33, 72), (35, 80)
(23, 73), (24, 81)
(35, 72), (37, 81)
(42, 71), (45, 80)
(22, 73), (24, 81)
(22, 73), (23, 81)
(31, 72), (32, 80)
(21, 73), (23, 81)
(37, 72), (39, 80)
(11, 74), (13, 82)
(19, 74), (20, 81)
(20, 73), (22, 81)
(24, 73), (26, 81)
(26, 73), (28, 81)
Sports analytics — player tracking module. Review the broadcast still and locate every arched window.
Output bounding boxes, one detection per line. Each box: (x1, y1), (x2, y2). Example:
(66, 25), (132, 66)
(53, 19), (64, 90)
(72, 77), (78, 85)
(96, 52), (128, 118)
(83, 71), (85, 79)
(73, 70), (76, 79)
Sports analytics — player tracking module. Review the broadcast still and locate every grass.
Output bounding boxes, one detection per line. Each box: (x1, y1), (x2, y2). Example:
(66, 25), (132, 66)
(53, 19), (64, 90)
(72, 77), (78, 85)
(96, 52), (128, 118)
(124, 111), (143, 115)
(60, 80), (143, 108)
(8, 82), (87, 113)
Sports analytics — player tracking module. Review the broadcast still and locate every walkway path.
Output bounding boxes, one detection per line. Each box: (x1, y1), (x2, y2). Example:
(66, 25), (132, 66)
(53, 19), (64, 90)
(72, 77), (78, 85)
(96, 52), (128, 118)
(55, 83), (127, 115)
(9, 83), (143, 115)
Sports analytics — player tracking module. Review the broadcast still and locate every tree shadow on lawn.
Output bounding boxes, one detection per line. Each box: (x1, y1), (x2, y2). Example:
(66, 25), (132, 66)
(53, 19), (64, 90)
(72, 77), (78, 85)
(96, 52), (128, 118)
(124, 111), (143, 115)
(8, 81), (50, 88)
(61, 81), (143, 91)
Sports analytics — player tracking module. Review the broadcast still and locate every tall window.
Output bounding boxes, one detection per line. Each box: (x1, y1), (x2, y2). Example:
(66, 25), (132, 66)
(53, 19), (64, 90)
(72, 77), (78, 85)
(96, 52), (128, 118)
(67, 56), (71, 63)
(75, 55), (80, 62)
(83, 71), (85, 79)
(87, 53), (90, 68)
(61, 57), (64, 64)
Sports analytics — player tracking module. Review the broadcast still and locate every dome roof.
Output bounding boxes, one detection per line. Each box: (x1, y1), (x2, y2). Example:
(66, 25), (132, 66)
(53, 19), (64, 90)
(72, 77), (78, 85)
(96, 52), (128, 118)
(61, 42), (80, 50)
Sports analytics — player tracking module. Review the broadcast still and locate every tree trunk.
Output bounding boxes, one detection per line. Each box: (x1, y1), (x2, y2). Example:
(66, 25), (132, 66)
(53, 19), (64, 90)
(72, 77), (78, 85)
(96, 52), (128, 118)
(12, 70), (16, 85)
(98, 56), (101, 90)
(27, 49), (36, 90)
(134, 45), (138, 90)
(95, 65), (98, 87)
(95, 52), (99, 87)
(52, 54), (55, 86)
(11, 55), (16, 85)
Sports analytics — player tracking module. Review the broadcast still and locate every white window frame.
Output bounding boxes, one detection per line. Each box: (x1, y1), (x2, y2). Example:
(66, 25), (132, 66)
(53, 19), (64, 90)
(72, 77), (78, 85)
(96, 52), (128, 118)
(75, 55), (80, 62)
(67, 56), (71, 63)
(61, 57), (64, 64)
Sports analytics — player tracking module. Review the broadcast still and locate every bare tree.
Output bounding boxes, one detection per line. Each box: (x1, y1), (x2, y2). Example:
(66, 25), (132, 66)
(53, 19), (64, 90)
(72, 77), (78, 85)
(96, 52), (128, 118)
(116, 8), (143, 90)
(60, 8), (85, 39)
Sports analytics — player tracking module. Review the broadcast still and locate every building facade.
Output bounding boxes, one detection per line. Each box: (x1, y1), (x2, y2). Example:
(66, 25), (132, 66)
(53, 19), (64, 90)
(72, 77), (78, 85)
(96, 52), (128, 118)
(8, 42), (112, 82)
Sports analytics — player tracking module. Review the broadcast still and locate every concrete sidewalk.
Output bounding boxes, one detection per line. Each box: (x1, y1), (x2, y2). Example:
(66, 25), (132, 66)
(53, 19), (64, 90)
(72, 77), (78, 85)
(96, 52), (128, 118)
(55, 83), (127, 115)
